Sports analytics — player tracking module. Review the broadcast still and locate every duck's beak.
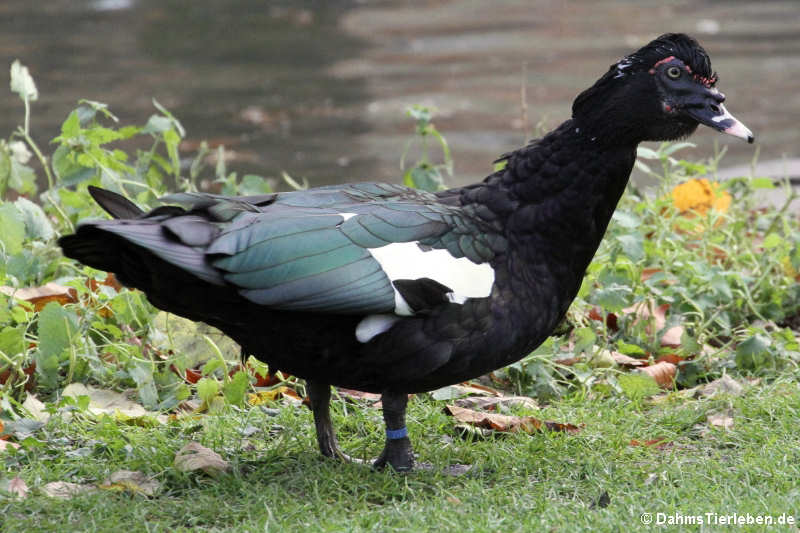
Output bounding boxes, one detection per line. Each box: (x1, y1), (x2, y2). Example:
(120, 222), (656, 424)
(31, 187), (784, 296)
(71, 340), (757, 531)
(683, 87), (754, 143)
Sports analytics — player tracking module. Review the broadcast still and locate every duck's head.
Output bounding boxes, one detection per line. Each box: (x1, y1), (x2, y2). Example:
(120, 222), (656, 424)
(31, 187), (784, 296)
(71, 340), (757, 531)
(572, 33), (753, 145)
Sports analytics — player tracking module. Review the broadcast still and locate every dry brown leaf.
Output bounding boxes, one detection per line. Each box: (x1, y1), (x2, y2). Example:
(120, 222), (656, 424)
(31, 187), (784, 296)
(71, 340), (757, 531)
(696, 375), (744, 398)
(611, 352), (645, 367)
(640, 268), (662, 281)
(707, 409), (734, 429)
(282, 388), (306, 406)
(587, 306), (619, 331)
(639, 362), (677, 388)
(454, 395), (538, 411)
(40, 481), (96, 499)
(445, 404), (581, 434)
(174, 442), (230, 476)
(629, 437), (669, 449)
(623, 302), (684, 348)
(337, 388), (383, 403)
(458, 382), (503, 397)
(0, 282), (78, 310)
(99, 470), (160, 496)
(7, 476), (28, 499)
(655, 353), (684, 366)
(660, 325), (684, 348)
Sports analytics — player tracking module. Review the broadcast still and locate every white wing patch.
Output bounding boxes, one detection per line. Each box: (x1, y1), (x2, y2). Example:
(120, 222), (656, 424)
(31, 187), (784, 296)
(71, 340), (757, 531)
(367, 241), (495, 316)
(355, 314), (400, 343)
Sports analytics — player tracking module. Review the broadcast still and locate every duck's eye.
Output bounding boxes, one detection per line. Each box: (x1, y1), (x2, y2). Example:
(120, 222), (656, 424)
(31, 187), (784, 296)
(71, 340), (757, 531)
(666, 66), (682, 80)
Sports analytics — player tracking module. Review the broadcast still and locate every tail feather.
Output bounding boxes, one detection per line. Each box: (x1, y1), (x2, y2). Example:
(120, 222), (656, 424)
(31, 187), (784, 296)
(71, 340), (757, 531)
(88, 186), (144, 220)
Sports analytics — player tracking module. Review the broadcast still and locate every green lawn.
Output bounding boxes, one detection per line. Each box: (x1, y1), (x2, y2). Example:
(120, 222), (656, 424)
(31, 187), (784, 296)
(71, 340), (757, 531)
(3, 378), (798, 532)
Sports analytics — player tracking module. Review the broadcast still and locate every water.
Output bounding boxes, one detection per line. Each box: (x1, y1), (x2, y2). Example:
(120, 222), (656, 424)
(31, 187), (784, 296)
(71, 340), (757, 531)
(1, 0), (797, 191)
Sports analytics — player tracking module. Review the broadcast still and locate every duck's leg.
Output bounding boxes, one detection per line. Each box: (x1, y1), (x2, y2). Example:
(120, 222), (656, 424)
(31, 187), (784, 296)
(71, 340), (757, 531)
(373, 391), (415, 472)
(306, 381), (346, 460)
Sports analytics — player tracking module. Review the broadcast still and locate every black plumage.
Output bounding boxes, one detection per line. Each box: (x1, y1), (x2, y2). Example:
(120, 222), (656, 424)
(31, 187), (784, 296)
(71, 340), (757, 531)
(59, 33), (753, 471)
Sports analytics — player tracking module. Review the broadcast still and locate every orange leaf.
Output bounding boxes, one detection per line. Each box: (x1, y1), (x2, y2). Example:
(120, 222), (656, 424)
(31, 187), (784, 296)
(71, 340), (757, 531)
(655, 353), (684, 365)
(639, 362), (677, 388)
(0, 283), (78, 311)
(170, 365), (203, 384)
(640, 268), (662, 281)
(629, 437), (669, 449)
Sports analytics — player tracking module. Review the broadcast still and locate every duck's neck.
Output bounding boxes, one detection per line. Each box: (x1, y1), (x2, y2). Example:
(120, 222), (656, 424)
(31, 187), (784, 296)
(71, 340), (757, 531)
(468, 118), (638, 324)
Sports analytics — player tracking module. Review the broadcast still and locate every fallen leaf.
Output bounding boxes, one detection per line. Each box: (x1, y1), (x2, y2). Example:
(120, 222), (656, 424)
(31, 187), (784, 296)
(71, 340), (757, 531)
(247, 386), (290, 406)
(588, 348), (616, 368)
(454, 395), (538, 411)
(22, 393), (50, 423)
(554, 356), (581, 366)
(61, 383), (154, 418)
(99, 470), (160, 496)
(0, 440), (20, 452)
(228, 363), (284, 387)
(282, 388), (306, 406)
(655, 353), (684, 366)
(639, 362), (677, 388)
(630, 437), (668, 448)
(1, 418), (44, 439)
(85, 272), (122, 292)
(640, 268), (662, 281)
(4, 476), (28, 499)
(695, 375), (744, 398)
(707, 409), (734, 429)
(588, 306), (619, 331)
(623, 302), (684, 348)
(0, 282), (78, 311)
(660, 325), (684, 348)
(445, 404), (581, 434)
(174, 442), (230, 476)
(337, 388), (383, 403)
(170, 365), (203, 384)
(40, 481), (96, 499)
(461, 381), (503, 396)
(611, 352), (645, 367)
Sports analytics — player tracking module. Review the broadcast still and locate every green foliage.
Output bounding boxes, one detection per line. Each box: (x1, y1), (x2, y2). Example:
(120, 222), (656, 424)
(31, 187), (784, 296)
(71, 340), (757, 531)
(0, 61), (274, 407)
(503, 142), (800, 399)
(401, 105), (453, 192)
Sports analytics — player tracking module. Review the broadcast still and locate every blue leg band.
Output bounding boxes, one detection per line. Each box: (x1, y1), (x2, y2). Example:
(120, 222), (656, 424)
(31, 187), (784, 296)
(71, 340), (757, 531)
(386, 427), (408, 440)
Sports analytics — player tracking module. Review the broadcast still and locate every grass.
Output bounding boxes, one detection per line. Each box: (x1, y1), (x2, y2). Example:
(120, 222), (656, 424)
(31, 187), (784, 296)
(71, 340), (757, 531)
(3, 379), (799, 532)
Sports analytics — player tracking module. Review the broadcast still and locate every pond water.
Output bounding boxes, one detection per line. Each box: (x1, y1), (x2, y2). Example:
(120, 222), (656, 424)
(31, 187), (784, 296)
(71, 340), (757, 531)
(1, 0), (797, 190)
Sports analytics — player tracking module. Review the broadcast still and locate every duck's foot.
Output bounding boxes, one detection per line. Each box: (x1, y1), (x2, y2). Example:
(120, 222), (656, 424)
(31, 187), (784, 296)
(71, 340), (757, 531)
(372, 435), (415, 472)
(307, 381), (353, 462)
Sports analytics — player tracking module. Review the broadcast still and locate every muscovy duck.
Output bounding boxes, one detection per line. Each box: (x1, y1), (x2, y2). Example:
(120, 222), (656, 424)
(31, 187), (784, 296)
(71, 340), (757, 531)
(59, 33), (753, 471)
